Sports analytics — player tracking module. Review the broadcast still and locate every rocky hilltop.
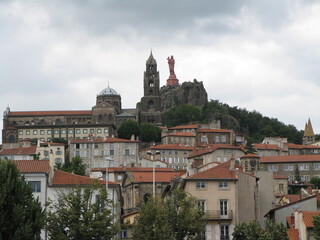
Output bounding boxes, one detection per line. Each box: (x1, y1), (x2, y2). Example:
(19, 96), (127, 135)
(160, 80), (208, 111)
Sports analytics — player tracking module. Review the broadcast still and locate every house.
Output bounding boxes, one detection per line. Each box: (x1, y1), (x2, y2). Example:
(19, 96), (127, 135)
(252, 143), (287, 156)
(260, 155), (320, 182)
(286, 210), (320, 240)
(162, 124), (198, 146)
(181, 160), (258, 240)
(69, 137), (139, 169)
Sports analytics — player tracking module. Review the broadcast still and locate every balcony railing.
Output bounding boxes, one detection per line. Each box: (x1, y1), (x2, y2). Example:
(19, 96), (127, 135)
(205, 210), (233, 220)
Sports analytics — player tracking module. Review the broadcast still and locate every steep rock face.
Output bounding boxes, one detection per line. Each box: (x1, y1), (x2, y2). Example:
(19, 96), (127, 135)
(160, 81), (208, 111)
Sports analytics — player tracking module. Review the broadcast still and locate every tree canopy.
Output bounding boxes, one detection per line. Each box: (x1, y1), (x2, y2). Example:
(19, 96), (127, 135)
(60, 156), (86, 176)
(118, 120), (139, 140)
(163, 104), (203, 127)
(139, 122), (162, 143)
(313, 215), (320, 240)
(45, 184), (119, 240)
(0, 160), (44, 240)
(132, 189), (205, 240)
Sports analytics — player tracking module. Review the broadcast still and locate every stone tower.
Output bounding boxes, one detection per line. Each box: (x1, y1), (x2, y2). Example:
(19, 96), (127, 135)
(137, 52), (162, 125)
(303, 118), (316, 145)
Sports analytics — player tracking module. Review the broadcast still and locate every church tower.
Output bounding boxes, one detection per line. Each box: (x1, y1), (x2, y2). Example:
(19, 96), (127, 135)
(137, 52), (162, 124)
(303, 118), (316, 145)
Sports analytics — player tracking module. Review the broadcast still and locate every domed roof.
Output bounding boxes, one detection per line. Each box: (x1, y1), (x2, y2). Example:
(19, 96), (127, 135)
(99, 87), (119, 96)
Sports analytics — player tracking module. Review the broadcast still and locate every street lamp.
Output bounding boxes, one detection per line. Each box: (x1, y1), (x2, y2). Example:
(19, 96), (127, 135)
(105, 157), (113, 194)
(146, 150), (161, 198)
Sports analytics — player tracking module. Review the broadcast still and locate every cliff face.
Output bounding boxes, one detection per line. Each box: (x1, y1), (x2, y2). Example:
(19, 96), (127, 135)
(160, 81), (208, 111)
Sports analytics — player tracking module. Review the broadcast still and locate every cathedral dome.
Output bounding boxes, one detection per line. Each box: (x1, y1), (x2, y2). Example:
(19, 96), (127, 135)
(99, 87), (119, 96)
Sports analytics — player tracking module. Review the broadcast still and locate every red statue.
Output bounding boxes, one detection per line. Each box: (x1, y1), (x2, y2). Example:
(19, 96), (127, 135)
(167, 56), (175, 75)
(166, 55), (179, 86)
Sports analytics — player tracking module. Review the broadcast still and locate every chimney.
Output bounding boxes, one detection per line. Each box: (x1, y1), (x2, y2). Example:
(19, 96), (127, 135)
(131, 134), (135, 141)
(229, 155), (235, 170)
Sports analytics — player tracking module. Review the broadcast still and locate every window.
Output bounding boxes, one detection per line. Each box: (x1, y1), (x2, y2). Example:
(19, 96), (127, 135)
(55, 158), (62, 164)
(217, 156), (221, 162)
(26, 130), (30, 135)
(183, 157), (188, 163)
(315, 163), (320, 170)
(97, 129), (102, 134)
(299, 164), (309, 171)
(110, 150), (114, 156)
(83, 129), (88, 134)
(197, 200), (206, 212)
(220, 225), (229, 240)
(76, 129), (81, 134)
(44, 150), (49, 156)
(117, 175), (123, 181)
(19, 130), (23, 135)
(61, 129), (66, 134)
(279, 183), (284, 192)
(29, 181), (41, 192)
(201, 135), (208, 143)
(47, 130), (52, 135)
(215, 135), (220, 143)
(174, 157), (179, 163)
(268, 165), (278, 171)
(221, 135), (227, 143)
(75, 151), (80, 157)
(68, 129), (73, 134)
(56, 150), (62, 155)
(94, 144), (99, 149)
(124, 149), (130, 156)
(283, 164), (294, 171)
(168, 158), (173, 164)
(94, 150), (99, 156)
(104, 128), (108, 133)
(301, 175), (310, 182)
(196, 182), (205, 189)
(219, 181), (228, 189)
(121, 230), (128, 239)
(288, 175), (294, 181)
(33, 130), (38, 135)
(220, 200), (228, 216)
(90, 129), (95, 133)
(54, 130), (59, 135)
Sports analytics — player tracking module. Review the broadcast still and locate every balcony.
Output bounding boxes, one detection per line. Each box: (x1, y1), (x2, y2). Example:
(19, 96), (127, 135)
(205, 210), (233, 220)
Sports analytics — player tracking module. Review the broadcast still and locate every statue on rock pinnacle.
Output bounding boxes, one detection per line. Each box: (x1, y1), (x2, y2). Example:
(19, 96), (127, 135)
(166, 55), (179, 87)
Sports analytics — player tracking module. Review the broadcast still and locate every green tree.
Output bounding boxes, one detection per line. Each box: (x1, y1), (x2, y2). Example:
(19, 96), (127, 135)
(132, 189), (205, 240)
(139, 122), (161, 142)
(61, 156), (86, 176)
(294, 165), (301, 182)
(265, 220), (288, 240)
(118, 120), (139, 140)
(163, 104), (203, 127)
(313, 215), (320, 240)
(45, 184), (119, 240)
(0, 160), (44, 240)
(310, 177), (320, 188)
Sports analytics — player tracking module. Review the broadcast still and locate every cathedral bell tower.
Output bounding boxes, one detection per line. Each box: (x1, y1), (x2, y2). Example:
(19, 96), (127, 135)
(137, 52), (162, 124)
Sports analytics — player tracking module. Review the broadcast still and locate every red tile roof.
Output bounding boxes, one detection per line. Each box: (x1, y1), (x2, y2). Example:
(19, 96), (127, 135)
(70, 137), (138, 144)
(132, 171), (181, 183)
(52, 170), (118, 186)
(151, 144), (194, 151)
(260, 155), (320, 163)
(187, 161), (238, 180)
(8, 110), (92, 116)
(253, 143), (285, 151)
(0, 146), (37, 155)
(284, 194), (300, 203)
(197, 129), (231, 133)
(14, 160), (51, 173)
(287, 229), (299, 240)
(302, 211), (320, 227)
(169, 124), (198, 130)
(168, 132), (196, 137)
(241, 153), (260, 158)
(40, 142), (65, 146)
(285, 143), (320, 149)
(189, 144), (245, 158)
(273, 174), (288, 179)
(92, 167), (174, 173)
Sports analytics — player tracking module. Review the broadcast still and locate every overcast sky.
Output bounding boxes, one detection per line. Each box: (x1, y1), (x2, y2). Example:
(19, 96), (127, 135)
(1, 0), (320, 139)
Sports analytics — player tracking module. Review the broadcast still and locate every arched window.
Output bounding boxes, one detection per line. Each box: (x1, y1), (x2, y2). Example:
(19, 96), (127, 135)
(148, 101), (154, 109)
(98, 114), (103, 121)
(148, 80), (154, 87)
(108, 114), (113, 121)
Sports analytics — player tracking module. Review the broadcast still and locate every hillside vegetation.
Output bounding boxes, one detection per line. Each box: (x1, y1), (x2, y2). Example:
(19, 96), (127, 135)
(163, 100), (304, 144)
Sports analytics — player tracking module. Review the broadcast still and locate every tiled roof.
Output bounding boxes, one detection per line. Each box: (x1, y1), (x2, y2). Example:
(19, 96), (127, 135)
(287, 229), (299, 240)
(70, 137), (139, 144)
(168, 124), (198, 130)
(92, 167), (174, 173)
(285, 143), (320, 149)
(187, 161), (238, 180)
(168, 132), (196, 137)
(0, 146), (37, 155)
(197, 129), (231, 133)
(52, 170), (118, 186)
(253, 143), (285, 151)
(241, 153), (260, 158)
(189, 144), (245, 158)
(39, 142), (65, 147)
(273, 174), (288, 179)
(283, 194), (300, 202)
(8, 110), (92, 116)
(151, 144), (194, 151)
(260, 155), (320, 163)
(302, 211), (320, 227)
(14, 160), (51, 173)
(132, 171), (181, 183)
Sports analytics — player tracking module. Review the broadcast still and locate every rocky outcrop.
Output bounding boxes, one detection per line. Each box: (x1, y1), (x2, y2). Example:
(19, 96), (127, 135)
(160, 81), (208, 111)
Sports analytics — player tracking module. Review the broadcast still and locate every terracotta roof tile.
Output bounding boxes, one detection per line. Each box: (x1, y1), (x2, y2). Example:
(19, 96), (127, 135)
(132, 171), (181, 183)
(283, 194), (301, 202)
(92, 167), (174, 173)
(253, 143), (285, 151)
(52, 170), (118, 186)
(70, 137), (139, 144)
(285, 143), (320, 149)
(8, 110), (92, 116)
(168, 124), (198, 130)
(274, 174), (288, 179)
(168, 132), (196, 137)
(197, 129), (231, 133)
(151, 144), (194, 151)
(260, 155), (320, 163)
(14, 160), (51, 173)
(287, 229), (299, 240)
(302, 211), (320, 227)
(0, 146), (37, 155)
(241, 153), (260, 158)
(189, 144), (245, 158)
(187, 161), (238, 180)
